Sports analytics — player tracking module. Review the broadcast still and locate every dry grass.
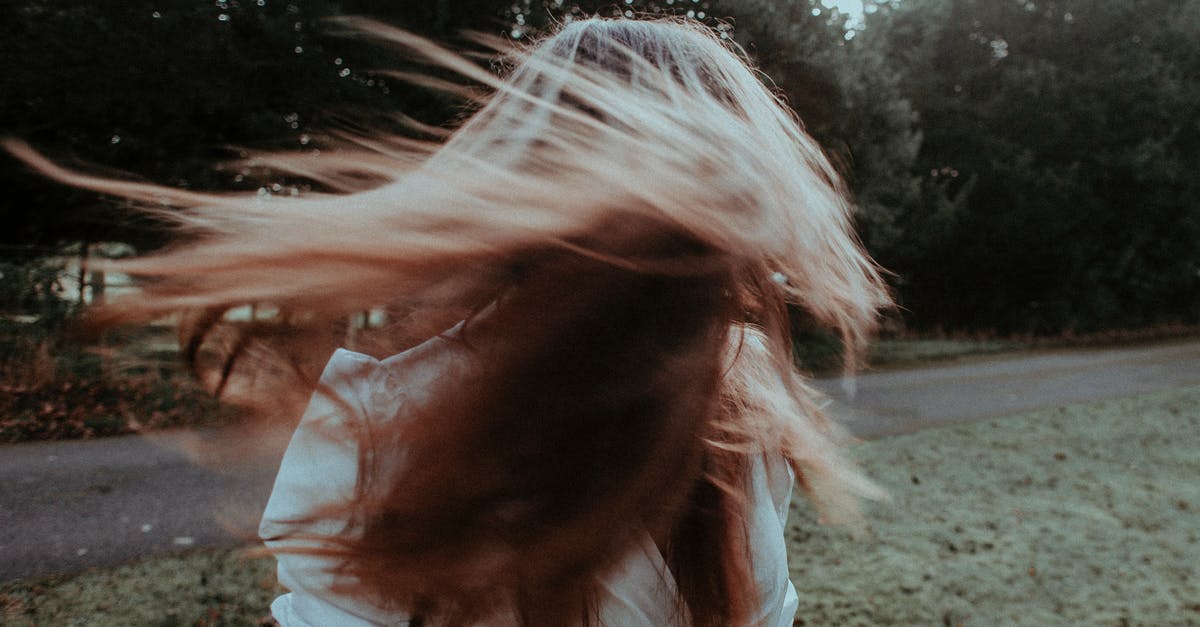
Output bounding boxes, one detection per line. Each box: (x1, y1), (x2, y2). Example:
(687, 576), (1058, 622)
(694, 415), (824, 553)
(0, 548), (279, 627)
(0, 337), (58, 392)
(787, 385), (1200, 626)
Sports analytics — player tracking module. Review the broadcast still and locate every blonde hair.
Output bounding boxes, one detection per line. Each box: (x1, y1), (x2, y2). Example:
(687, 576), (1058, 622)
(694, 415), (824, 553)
(9, 18), (884, 340)
(7, 16), (889, 625)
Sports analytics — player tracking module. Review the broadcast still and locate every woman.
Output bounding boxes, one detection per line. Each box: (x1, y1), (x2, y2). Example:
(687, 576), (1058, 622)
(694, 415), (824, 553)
(9, 16), (889, 626)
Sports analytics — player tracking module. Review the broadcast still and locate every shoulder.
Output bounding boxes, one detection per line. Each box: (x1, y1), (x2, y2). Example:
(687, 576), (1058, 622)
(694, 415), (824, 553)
(259, 349), (381, 541)
(323, 347), (380, 379)
(376, 327), (469, 406)
(317, 348), (381, 412)
(317, 332), (462, 423)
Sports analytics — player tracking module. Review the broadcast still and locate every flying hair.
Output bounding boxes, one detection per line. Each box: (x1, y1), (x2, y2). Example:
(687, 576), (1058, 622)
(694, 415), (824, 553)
(6, 16), (891, 626)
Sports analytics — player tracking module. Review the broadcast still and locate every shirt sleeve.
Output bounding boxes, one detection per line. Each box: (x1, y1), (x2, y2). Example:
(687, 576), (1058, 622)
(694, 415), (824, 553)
(746, 450), (800, 627)
(259, 349), (412, 627)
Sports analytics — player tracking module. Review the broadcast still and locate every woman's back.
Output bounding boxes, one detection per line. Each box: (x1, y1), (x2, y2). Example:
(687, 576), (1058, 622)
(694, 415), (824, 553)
(261, 331), (800, 626)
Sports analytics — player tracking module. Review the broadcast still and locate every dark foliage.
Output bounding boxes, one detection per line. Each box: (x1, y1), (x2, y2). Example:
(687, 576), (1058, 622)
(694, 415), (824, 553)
(3, 0), (1198, 338)
(860, 0), (1200, 333)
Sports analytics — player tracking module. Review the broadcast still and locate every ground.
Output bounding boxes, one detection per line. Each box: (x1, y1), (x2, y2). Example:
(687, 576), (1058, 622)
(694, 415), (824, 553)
(788, 385), (1200, 626)
(3, 384), (1198, 626)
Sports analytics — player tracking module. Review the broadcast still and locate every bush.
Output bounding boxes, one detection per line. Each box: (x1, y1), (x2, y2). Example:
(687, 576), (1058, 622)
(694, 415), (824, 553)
(0, 257), (227, 443)
(0, 371), (226, 443)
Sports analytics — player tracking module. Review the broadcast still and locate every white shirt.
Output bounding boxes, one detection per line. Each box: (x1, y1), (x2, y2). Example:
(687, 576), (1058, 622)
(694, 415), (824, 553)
(260, 337), (799, 626)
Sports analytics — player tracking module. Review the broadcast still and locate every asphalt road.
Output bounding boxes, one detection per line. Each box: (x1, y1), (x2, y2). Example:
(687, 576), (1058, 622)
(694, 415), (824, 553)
(3, 339), (1199, 582)
(0, 428), (287, 582)
(815, 339), (1200, 438)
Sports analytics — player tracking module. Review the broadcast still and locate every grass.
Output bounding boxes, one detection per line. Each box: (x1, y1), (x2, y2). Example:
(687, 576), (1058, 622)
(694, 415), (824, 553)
(867, 336), (1023, 368)
(4, 385), (1198, 625)
(794, 330), (1028, 375)
(0, 548), (279, 627)
(786, 384), (1200, 626)
(866, 322), (1200, 370)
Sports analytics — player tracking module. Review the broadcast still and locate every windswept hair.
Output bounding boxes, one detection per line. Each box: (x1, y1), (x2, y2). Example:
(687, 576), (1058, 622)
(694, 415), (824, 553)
(8, 16), (890, 626)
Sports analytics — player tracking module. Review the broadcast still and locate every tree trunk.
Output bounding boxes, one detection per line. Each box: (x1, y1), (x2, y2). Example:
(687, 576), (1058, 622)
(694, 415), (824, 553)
(77, 241), (90, 305)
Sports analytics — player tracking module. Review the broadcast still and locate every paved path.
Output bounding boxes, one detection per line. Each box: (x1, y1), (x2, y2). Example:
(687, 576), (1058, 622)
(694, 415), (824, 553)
(815, 339), (1200, 438)
(0, 428), (286, 582)
(3, 340), (1199, 582)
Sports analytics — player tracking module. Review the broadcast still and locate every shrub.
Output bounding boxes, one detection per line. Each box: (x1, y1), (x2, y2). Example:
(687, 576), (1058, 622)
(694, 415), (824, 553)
(0, 257), (227, 443)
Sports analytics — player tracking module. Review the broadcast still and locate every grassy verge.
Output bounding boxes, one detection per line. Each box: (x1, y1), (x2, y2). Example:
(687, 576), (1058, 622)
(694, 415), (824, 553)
(866, 322), (1200, 370)
(5, 385), (1198, 625)
(866, 337), (1024, 368)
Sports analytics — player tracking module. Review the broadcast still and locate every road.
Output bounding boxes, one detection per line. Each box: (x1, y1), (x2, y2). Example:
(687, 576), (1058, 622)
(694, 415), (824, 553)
(3, 339), (1199, 582)
(0, 428), (287, 582)
(816, 339), (1200, 438)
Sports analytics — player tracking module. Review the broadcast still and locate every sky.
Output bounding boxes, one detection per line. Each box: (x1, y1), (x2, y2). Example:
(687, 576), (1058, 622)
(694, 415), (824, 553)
(823, 0), (867, 27)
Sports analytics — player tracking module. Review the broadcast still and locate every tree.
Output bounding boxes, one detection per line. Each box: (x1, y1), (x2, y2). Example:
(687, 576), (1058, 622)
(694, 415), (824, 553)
(864, 0), (1200, 333)
(0, 0), (512, 255)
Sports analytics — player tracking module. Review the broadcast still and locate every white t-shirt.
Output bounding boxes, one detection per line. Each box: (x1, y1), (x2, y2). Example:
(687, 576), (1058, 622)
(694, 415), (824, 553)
(260, 336), (799, 626)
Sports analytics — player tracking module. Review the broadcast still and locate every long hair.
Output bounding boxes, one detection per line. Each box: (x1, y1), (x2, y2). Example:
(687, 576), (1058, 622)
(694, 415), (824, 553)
(7, 16), (889, 626)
